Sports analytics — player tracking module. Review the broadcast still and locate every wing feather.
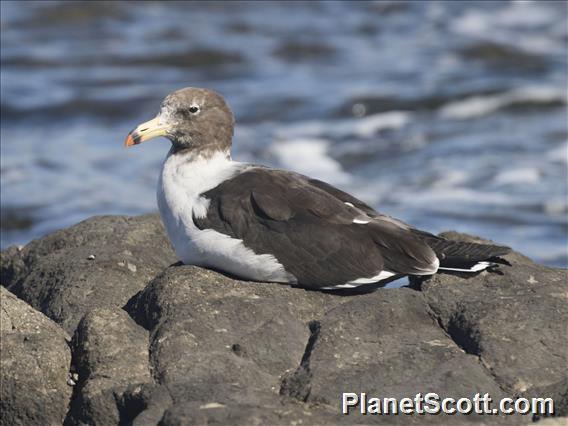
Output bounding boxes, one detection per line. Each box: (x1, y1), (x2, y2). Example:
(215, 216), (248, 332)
(193, 168), (438, 287)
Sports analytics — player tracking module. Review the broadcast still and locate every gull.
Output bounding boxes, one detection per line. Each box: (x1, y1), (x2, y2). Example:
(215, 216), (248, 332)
(125, 88), (510, 290)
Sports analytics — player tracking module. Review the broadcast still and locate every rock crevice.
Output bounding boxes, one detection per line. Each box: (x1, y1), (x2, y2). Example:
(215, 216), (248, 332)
(280, 319), (322, 403)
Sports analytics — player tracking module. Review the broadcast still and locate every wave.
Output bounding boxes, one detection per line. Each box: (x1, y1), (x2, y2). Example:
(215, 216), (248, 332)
(268, 138), (351, 185)
(439, 86), (567, 120)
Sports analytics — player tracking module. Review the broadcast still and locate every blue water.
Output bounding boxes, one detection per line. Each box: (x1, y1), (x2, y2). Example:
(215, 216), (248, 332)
(1, 1), (567, 267)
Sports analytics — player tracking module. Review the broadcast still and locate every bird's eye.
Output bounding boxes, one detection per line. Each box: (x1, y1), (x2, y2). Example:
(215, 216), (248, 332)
(189, 106), (200, 114)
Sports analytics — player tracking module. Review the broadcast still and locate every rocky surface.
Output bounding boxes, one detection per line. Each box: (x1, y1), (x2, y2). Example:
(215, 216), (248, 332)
(411, 231), (568, 421)
(1, 286), (72, 426)
(1, 214), (176, 334)
(65, 307), (152, 425)
(1, 214), (567, 425)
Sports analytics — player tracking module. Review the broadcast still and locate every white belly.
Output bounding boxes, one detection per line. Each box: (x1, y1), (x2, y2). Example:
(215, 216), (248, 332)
(157, 151), (296, 284)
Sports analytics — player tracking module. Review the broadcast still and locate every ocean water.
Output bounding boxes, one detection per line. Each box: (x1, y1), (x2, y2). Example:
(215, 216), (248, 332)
(1, 1), (567, 267)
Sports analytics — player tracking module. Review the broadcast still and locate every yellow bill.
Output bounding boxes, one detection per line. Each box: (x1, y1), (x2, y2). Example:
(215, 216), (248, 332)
(125, 116), (168, 147)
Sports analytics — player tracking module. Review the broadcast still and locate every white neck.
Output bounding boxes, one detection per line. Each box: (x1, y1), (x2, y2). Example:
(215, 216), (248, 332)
(159, 149), (237, 206)
(157, 147), (243, 254)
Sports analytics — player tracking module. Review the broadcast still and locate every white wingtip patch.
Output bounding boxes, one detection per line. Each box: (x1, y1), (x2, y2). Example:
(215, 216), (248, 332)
(438, 261), (491, 273)
(353, 219), (370, 224)
(320, 270), (397, 290)
(349, 270), (396, 284)
(320, 283), (358, 290)
(344, 202), (355, 207)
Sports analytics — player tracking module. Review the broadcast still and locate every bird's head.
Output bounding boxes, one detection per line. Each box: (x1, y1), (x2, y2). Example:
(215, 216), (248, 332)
(125, 87), (234, 154)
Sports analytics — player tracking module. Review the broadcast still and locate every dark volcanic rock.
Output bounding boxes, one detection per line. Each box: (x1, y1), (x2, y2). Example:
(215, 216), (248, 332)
(128, 266), (347, 412)
(1, 214), (176, 333)
(1, 217), (566, 424)
(285, 289), (497, 402)
(65, 307), (152, 425)
(280, 288), (521, 425)
(157, 398), (340, 426)
(411, 232), (568, 412)
(1, 286), (72, 426)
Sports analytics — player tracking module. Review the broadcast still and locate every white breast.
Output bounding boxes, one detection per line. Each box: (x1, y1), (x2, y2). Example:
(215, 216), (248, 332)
(157, 150), (296, 284)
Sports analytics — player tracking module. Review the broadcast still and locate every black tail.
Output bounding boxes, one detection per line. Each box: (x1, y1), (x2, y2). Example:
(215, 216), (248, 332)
(413, 231), (511, 272)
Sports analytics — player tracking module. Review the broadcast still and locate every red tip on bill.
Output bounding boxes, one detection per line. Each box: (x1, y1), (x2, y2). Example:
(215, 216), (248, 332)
(124, 134), (137, 147)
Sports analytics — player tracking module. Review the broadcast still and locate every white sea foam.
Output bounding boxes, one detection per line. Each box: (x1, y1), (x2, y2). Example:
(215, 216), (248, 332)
(544, 198), (568, 216)
(494, 168), (541, 185)
(439, 86), (567, 120)
(452, 2), (557, 36)
(546, 142), (568, 165)
(276, 111), (411, 140)
(451, 2), (563, 55)
(430, 169), (469, 189)
(277, 121), (327, 139)
(452, 10), (490, 36)
(269, 138), (351, 185)
(352, 111), (411, 138)
(494, 1), (557, 28)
